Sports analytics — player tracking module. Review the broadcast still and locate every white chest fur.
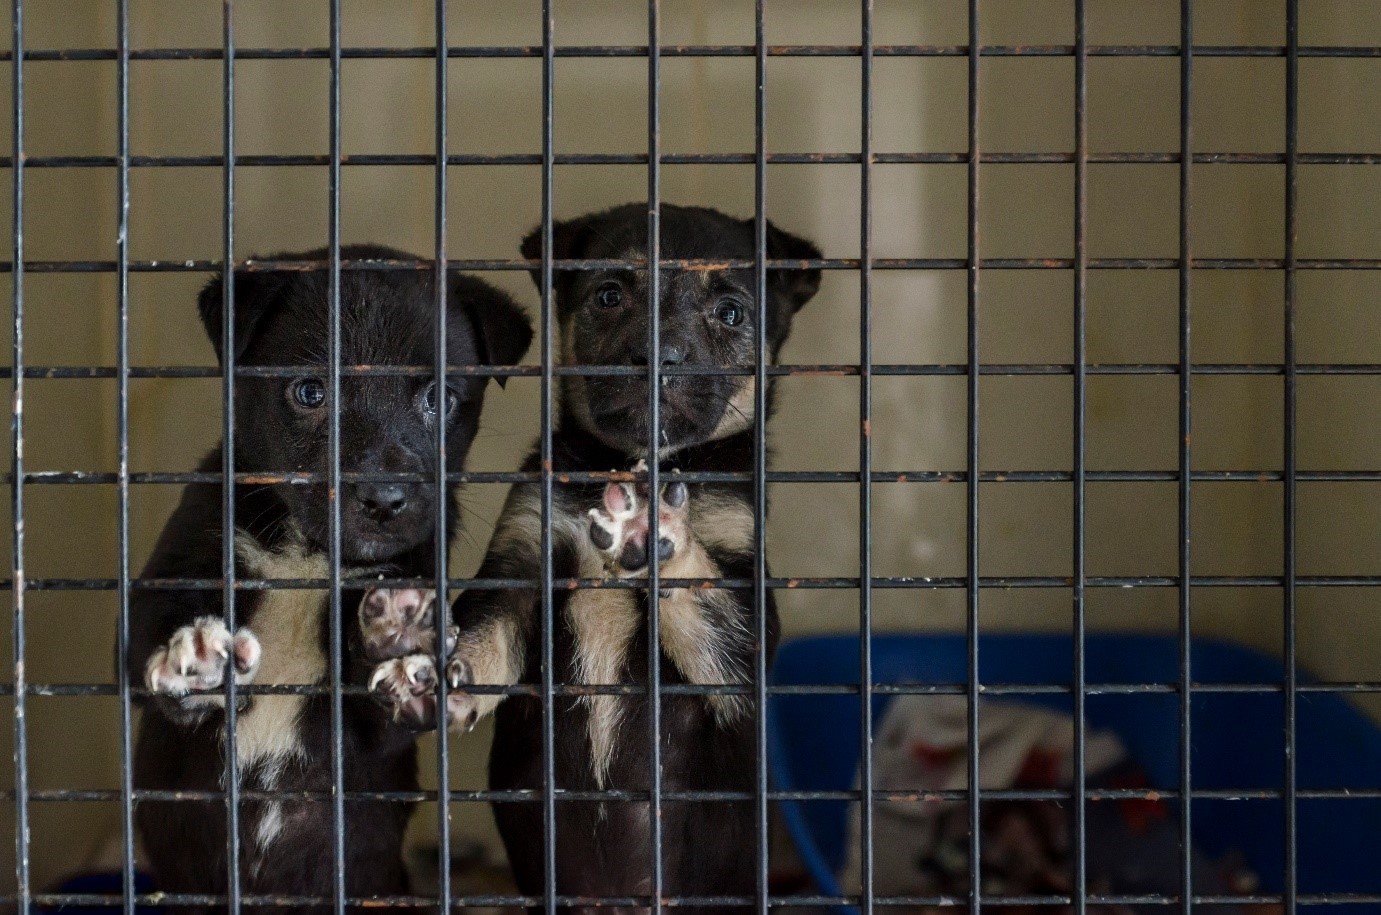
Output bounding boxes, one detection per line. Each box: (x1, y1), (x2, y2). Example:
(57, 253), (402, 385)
(229, 534), (331, 776)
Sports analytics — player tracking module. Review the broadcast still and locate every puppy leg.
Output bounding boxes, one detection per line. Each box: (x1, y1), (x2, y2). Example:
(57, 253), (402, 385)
(369, 483), (571, 733)
(145, 615), (261, 703)
(357, 587), (458, 662)
(359, 586), (466, 731)
(589, 480), (754, 725)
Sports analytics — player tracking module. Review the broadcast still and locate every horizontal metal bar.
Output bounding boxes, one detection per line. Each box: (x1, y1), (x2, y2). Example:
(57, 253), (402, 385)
(8, 681), (1381, 699)
(0, 257), (1378, 273)
(13, 786), (1379, 804)
(0, 574), (1374, 592)
(14, 891), (1381, 908)
(5, 363), (1380, 381)
(4, 43), (1380, 62)
(7, 469), (1379, 486)
(3, 151), (1380, 168)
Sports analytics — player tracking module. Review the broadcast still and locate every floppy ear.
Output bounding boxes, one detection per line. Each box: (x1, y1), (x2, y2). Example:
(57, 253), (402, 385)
(197, 269), (292, 366)
(450, 274), (533, 387)
(764, 220), (823, 314)
(520, 214), (603, 303)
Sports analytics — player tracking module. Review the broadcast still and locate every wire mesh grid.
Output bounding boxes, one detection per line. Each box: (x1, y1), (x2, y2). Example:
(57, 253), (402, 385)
(5, 0), (1381, 912)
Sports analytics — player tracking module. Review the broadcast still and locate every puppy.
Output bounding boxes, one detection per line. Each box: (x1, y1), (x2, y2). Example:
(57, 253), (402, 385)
(368, 204), (821, 912)
(127, 245), (531, 911)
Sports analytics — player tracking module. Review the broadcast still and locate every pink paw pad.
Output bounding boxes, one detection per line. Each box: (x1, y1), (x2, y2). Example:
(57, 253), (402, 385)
(145, 617), (260, 696)
(587, 476), (690, 573)
(358, 587), (456, 662)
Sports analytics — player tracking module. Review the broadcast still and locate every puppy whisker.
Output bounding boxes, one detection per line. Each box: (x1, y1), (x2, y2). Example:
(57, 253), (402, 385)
(451, 498), (496, 553)
(699, 388), (753, 428)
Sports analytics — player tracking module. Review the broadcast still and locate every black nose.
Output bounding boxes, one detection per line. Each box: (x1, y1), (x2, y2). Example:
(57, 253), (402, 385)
(355, 483), (409, 521)
(634, 342), (686, 366)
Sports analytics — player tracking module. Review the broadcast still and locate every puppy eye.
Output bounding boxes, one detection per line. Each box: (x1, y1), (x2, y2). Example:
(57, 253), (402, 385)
(421, 381), (460, 419)
(595, 283), (624, 309)
(715, 300), (745, 327)
(291, 378), (326, 409)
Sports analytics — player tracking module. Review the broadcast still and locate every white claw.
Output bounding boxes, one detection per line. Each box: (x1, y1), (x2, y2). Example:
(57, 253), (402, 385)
(404, 655), (434, 686)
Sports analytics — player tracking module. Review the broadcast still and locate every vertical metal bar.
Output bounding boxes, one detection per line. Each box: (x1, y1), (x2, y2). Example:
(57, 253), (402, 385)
(219, 3), (245, 909)
(858, 3), (875, 915)
(538, 2), (557, 913)
(9, 0), (26, 908)
(751, 1), (769, 913)
(432, 1), (452, 911)
(327, 1), (346, 911)
(1282, 2), (1299, 913)
(964, 0), (982, 909)
(644, 2), (664, 911)
(114, 1), (135, 911)
(1176, 4), (1194, 913)
(1071, 2), (1088, 913)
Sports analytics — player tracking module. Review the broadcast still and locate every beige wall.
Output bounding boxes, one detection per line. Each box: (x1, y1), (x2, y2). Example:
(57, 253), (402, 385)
(0, 0), (1376, 893)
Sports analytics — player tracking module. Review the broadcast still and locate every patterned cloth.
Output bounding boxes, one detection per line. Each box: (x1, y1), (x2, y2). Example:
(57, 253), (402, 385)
(840, 696), (1261, 915)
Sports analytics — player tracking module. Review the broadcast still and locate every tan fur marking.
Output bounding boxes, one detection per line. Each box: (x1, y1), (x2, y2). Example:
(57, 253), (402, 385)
(568, 589), (641, 788)
(489, 483), (588, 578)
(563, 488), (759, 778)
(568, 522), (640, 788)
(489, 481), (644, 786)
(231, 533), (377, 775)
(231, 534), (329, 774)
(656, 536), (750, 725)
(706, 378), (756, 444)
(452, 615), (522, 721)
(488, 484), (543, 556)
(689, 491), (756, 556)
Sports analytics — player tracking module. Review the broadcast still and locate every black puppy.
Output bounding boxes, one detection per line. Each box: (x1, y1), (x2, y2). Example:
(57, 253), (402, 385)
(368, 204), (821, 912)
(127, 245), (531, 910)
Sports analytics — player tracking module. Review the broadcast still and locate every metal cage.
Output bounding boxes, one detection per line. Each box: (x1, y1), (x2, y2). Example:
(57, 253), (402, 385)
(6, 1), (1381, 913)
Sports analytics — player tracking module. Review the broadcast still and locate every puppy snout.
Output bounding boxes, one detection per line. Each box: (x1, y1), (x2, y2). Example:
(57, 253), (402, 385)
(354, 482), (410, 521)
(633, 341), (687, 366)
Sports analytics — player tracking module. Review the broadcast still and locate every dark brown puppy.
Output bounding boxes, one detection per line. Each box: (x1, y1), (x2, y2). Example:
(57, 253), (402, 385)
(368, 204), (821, 914)
(127, 246), (530, 913)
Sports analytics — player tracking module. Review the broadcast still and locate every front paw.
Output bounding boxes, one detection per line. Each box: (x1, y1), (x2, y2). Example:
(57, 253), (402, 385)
(358, 587), (458, 662)
(587, 475), (690, 575)
(367, 652), (480, 732)
(145, 616), (261, 697)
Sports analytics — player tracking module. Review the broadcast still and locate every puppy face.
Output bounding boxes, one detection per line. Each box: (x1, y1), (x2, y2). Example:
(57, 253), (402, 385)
(199, 245), (532, 563)
(521, 204), (821, 455)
